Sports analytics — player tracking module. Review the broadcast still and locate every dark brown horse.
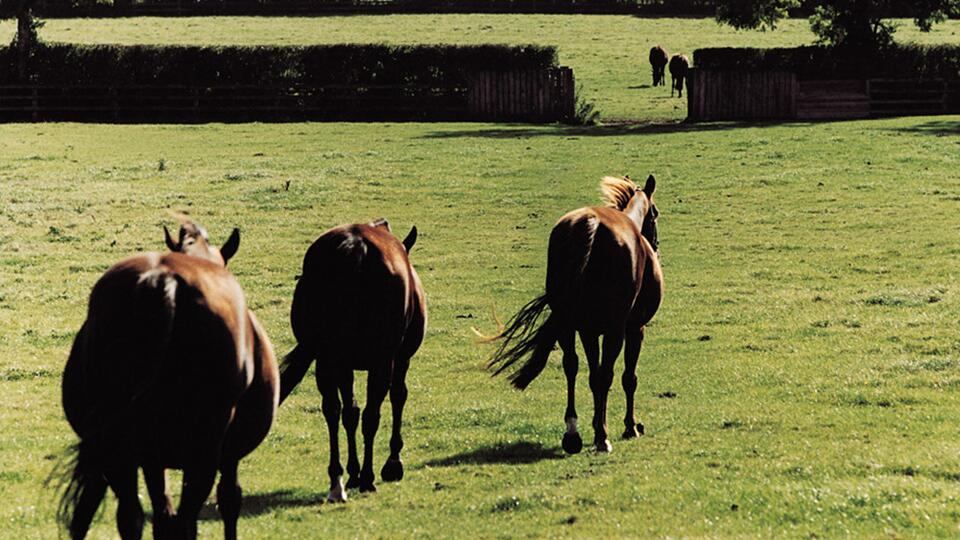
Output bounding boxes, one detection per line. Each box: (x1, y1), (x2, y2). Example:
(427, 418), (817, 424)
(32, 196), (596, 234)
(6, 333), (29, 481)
(57, 219), (279, 540)
(488, 176), (663, 454)
(278, 218), (426, 502)
(669, 54), (690, 97)
(649, 45), (669, 87)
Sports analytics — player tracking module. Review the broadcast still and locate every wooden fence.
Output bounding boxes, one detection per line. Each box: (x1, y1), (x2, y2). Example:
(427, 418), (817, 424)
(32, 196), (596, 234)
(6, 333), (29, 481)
(468, 68), (574, 122)
(687, 68), (959, 122)
(0, 68), (575, 123)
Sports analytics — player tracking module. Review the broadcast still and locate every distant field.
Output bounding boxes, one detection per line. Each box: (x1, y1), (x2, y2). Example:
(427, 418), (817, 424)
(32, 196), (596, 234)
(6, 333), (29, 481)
(1, 115), (960, 538)
(2, 16), (959, 120)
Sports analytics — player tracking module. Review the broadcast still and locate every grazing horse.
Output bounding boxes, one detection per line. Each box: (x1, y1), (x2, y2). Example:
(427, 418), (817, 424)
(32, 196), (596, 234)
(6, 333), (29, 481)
(57, 219), (279, 540)
(488, 175), (663, 454)
(669, 54), (690, 97)
(278, 218), (426, 502)
(649, 45), (669, 87)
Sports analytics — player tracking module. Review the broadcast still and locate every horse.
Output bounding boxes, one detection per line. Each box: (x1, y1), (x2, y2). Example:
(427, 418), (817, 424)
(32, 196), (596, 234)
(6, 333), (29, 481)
(669, 54), (690, 97)
(277, 218), (426, 502)
(56, 219), (279, 540)
(649, 46), (669, 87)
(487, 175), (663, 454)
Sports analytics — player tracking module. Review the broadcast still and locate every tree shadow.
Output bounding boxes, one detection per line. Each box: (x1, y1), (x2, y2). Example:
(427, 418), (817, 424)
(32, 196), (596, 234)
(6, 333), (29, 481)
(196, 489), (327, 521)
(420, 120), (802, 140)
(420, 441), (564, 468)
(879, 119), (960, 136)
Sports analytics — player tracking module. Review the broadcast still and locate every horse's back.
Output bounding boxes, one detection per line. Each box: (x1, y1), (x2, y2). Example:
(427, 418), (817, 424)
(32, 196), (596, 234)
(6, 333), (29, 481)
(547, 207), (647, 333)
(66, 251), (255, 465)
(293, 223), (422, 369)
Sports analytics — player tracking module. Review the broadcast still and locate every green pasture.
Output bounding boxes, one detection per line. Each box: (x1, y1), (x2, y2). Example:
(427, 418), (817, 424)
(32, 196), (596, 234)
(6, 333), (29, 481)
(2, 116), (959, 538)
(2, 12), (960, 540)
(2, 15), (960, 120)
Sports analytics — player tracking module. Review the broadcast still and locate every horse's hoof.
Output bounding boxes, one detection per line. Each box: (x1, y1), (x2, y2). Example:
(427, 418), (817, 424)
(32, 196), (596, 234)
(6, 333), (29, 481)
(562, 432), (583, 454)
(345, 476), (361, 489)
(359, 482), (377, 494)
(595, 439), (613, 453)
(327, 477), (348, 503)
(636, 422), (645, 436)
(622, 426), (639, 440)
(381, 458), (404, 482)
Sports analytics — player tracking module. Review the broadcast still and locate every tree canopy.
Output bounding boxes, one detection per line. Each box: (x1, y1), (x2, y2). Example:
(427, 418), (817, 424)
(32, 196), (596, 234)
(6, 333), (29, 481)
(716, 0), (960, 47)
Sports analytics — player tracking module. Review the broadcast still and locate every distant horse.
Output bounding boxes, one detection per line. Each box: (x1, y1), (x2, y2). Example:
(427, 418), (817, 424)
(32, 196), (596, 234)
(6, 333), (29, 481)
(488, 175), (663, 454)
(649, 46), (668, 87)
(57, 219), (278, 540)
(669, 54), (690, 97)
(278, 218), (426, 502)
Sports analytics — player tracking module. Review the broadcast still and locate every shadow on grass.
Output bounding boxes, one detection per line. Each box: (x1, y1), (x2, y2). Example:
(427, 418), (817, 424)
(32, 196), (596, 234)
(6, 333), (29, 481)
(197, 489), (326, 521)
(880, 119), (960, 136)
(420, 441), (564, 468)
(419, 120), (804, 139)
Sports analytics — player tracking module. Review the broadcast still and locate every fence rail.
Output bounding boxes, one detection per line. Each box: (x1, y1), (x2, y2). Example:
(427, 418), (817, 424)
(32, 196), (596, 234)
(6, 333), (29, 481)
(687, 68), (959, 122)
(0, 68), (575, 123)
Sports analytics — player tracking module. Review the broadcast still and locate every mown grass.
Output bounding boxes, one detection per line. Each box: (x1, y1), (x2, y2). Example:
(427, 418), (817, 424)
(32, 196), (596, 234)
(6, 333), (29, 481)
(1, 115), (959, 538)
(2, 16), (959, 120)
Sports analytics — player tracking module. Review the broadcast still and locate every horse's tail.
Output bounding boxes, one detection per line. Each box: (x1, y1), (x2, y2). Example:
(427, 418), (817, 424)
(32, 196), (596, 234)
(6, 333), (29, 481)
(53, 267), (177, 534)
(278, 343), (313, 404)
(487, 295), (558, 390)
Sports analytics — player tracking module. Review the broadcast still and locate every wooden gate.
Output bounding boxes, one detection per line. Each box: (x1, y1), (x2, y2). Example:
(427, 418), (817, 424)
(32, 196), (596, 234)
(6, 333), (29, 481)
(467, 67), (575, 122)
(686, 68), (797, 121)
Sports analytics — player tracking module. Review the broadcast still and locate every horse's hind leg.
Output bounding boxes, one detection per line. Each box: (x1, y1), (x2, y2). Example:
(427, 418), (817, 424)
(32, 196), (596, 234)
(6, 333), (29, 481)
(559, 329), (583, 455)
(104, 463), (145, 540)
(143, 464), (175, 539)
(339, 370), (362, 489)
(216, 460), (241, 540)
(591, 331), (623, 453)
(176, 462), (218, 539)
(622, 326), (645, 439)
(381, 357), (409, 482)
(318, 368), (346, 502)
(359, 367), (391, 492)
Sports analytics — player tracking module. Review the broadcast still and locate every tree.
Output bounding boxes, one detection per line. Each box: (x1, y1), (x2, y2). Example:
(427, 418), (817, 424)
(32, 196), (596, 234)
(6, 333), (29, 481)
(716, 0), (960, 47)
(1, 0), (42, 77)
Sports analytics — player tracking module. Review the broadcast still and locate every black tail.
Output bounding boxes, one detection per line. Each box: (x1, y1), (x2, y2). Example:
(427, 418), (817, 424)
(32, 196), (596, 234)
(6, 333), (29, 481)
(487, 295), (558, 390)
(49, 439), (106, 537)
(278, 343), (314, 404)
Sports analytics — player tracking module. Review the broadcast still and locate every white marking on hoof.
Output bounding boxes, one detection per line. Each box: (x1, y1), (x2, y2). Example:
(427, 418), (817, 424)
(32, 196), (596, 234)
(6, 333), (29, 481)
(565, 417), (578, 435)
(327, 477), (347, 503)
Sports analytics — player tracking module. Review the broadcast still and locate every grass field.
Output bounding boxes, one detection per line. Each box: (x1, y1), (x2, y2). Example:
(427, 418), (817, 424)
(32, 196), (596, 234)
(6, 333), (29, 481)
(2, 16), (960, 120)
(2, 12), (960, 540)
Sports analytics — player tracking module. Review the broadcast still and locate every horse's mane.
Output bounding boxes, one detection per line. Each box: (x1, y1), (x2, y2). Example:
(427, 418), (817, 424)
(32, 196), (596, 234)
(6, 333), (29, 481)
(600, 176), (638, 211)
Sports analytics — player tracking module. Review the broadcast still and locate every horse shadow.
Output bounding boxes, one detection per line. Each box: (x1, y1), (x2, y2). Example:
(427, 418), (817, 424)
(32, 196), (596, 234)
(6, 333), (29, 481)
(419, 441), (564, 468)
(627, 84), (652, 89)
(197, 489), (327, 520)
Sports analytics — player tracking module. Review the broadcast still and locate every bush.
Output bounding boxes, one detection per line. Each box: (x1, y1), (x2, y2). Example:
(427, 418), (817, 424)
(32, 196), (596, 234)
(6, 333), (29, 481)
(0, 43), (560, 86)
(693, 44), (960, 81)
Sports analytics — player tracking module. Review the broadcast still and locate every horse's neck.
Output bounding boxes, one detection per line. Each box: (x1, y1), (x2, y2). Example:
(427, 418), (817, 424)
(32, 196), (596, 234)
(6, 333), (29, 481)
(623, 198), (645, 230)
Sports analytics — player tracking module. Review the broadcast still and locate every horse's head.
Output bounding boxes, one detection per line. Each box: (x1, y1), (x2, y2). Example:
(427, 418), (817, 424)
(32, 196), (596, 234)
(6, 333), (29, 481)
(163, 218), (240, 267)
(601, 174), (659, 252)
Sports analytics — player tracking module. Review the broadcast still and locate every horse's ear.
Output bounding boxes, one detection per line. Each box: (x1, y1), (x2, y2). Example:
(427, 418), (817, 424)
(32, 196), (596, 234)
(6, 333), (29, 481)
(402, 226), (417, 253)
(221, 228), (240, 264)
(164, 226), (180, 252)
(643, 174), (656, 196)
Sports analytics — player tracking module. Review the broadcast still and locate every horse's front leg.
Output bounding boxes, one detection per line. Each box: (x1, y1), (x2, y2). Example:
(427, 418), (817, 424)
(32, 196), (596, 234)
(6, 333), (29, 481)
(622, 326), (645, 439)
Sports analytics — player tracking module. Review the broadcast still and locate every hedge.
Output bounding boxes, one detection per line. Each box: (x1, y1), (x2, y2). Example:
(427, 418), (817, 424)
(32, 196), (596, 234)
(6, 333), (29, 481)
(0, 43), (559, 86)
(693, 44), (960, 81)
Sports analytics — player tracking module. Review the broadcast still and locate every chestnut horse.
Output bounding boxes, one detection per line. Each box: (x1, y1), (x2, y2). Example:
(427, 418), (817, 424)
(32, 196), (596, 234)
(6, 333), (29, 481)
(488, 176), (663, 454)
(57, 220), (279, 540)
(649, 45), (668, 87)
(278, 218), (426, 502)
(669, 54), (690, 97)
